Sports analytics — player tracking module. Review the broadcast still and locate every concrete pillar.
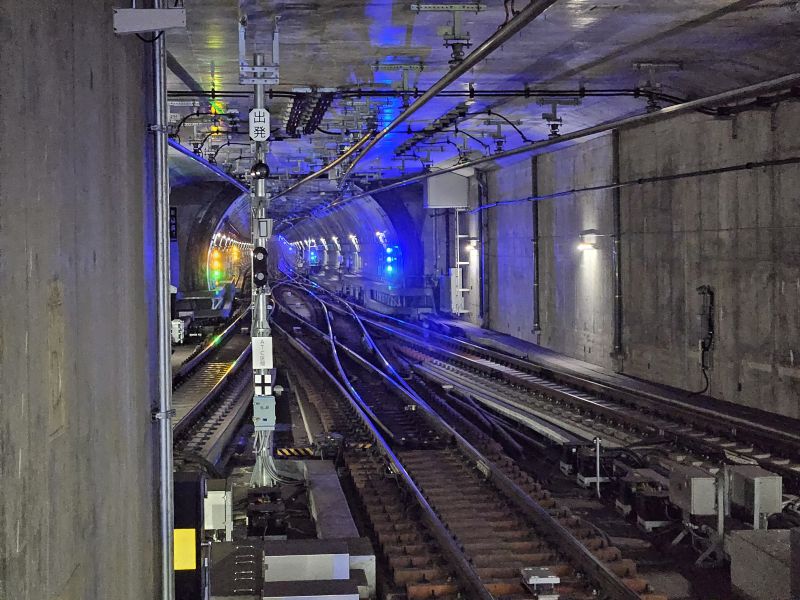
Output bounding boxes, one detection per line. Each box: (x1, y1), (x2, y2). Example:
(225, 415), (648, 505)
(0, 1), (159, 599)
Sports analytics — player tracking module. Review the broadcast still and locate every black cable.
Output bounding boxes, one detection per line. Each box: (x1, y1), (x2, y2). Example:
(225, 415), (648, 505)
(195, 130), (225, 152)
(486, 109), (534, 143)
(316, 127), (346, 135)
(442, 138), (467, 159)
(690, 368), (710, 396)
(173, 111), (239, 139)
(136, 31), (164, 43)
(211, 141), (252, 162)
(471, 155), (800, 213)
(464, 108), (533, 143)
(452, 126), (489, 149)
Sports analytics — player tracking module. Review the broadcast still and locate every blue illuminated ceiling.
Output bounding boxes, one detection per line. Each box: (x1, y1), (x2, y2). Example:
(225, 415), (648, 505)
(166, 0), (800, 219)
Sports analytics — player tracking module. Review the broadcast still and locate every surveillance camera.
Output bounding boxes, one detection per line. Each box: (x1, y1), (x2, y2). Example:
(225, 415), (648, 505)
(250, 161), (270, 180)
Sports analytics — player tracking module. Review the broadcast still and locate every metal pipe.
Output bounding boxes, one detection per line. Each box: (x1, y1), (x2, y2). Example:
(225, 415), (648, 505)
(167, 87), (690, 100)
(315, 73), (800, 216)
(467, 154), (800, 213)
(594, 437), (602, 499)
(254, 53), (266, 199)
(152, 7), (175, 599)
(337, 0), (559, 184)
(531, 156), (541, 336)
(611, 130), (623, 369)
(476, 170), (488, 325)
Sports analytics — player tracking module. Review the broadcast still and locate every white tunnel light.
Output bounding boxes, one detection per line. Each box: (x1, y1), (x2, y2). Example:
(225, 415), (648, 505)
(577, 230), (600, 251)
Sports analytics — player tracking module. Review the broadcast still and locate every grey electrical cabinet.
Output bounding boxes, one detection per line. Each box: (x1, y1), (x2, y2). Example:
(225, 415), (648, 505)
(728, 465), (782, 525)
(669, 464), (717, 516)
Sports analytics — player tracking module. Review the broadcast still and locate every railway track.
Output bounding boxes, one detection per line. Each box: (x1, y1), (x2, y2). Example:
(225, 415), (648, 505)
(289, 277), (800, 493)
(388, 338), (800, 490)
(363, 314), (800, 477)
(272, 283), (664, 600)
(171, 308), (253, 470)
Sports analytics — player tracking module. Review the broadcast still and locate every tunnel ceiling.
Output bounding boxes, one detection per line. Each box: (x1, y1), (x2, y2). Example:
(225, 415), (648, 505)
(166, 0), (800, 220)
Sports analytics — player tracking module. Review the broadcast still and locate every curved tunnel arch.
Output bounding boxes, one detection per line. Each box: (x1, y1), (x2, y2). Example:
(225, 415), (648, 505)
(169, 143), (250, 291)
(278, 188), (424, 287)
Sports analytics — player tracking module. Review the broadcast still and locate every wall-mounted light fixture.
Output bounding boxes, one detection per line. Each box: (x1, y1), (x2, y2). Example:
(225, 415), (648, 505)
(464, 237), (478, 252)
(348, 233), (360, 252)
(577, 229), (605, 251)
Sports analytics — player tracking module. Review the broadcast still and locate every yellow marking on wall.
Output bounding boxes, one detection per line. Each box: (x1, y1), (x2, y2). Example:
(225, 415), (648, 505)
(174, 528), (197, 571)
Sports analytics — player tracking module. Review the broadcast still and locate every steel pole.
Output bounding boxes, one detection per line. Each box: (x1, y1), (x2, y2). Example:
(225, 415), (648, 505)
(252, 53), (270, 339)
(153, 7), (175, 599)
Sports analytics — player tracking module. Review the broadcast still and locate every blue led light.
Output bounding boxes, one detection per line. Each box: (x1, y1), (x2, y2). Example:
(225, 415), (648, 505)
(386, 265), (393, 273)
(386, 247), (393, 254)
(386, 256), (393, 263)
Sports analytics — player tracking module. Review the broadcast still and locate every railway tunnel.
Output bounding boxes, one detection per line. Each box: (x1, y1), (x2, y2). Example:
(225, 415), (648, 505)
(3, 2), (800, 600)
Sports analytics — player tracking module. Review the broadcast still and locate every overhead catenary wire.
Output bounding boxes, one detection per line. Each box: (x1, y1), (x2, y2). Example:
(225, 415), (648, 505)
(467, 155), (800, 214)
(236, 1), (559, 205)
(288, 73), (800, 223)
(336, 0), (560, 188)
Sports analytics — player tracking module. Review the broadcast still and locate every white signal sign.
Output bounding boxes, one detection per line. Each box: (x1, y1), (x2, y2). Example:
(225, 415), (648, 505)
(249, 109), (270, 142)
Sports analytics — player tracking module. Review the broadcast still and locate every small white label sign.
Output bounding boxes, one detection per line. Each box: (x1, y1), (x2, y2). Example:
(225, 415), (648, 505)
(252, 336), (273, 370)
(248, 109), (270, 142)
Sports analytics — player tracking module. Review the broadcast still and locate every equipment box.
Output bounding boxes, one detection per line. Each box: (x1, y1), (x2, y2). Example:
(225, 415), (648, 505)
(669, 464), (717, 516)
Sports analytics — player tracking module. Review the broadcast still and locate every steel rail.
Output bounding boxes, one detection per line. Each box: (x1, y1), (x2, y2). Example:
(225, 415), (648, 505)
(275, 286), (642, 600)
(272, 284), (398, 442)
(174, 306), (251, 382)
(382, 317), (800, 449)
(369, 318), (800, 488)
(412, 361), (589, 446)
(335, 293), (800, 456)
(277, 279), (421, 400)
(282, 272), (800, 477)
(172, 344), (253, 439)
(180, 369), (253, 466)
(269, 320), (495, 600)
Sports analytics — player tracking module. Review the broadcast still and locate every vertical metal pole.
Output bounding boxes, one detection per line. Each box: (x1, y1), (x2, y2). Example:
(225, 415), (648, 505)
(252, 52), (271, 338)
(444, 209), (452, 271)
(476, 170), (489, 327)
(611, 130), (624, 371)
(718, 468), (727, 535)
(153, 6), (175, 599)
(531, 156), (541, 338)
(250, 53), (275, 488)
(594, 437), (602, 499)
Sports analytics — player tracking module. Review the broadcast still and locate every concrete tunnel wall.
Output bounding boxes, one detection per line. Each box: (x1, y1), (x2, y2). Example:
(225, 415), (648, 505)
(0, 2), (160, 599)
(481, 100), (800, 419)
